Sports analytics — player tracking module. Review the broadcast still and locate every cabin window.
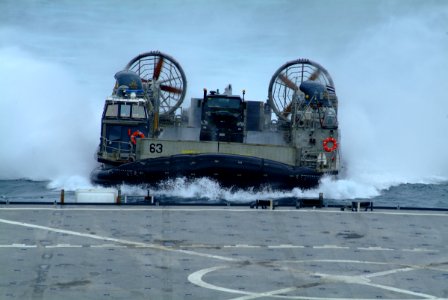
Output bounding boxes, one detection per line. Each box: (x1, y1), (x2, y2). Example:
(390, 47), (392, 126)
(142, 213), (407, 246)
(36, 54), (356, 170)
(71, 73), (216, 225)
(105, 104), (118, 117)
(206, 97), (241, 109)
(131, 104), (146, 119)
(108, 126), (122, 141)
(120, 104), (131, 118)
(322, 108), (338, 129)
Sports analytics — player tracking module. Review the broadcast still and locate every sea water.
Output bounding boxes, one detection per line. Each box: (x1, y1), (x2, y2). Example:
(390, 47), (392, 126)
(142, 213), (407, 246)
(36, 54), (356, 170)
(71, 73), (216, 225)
(1, 178), (448, 208)
(1, 0), (448, 208)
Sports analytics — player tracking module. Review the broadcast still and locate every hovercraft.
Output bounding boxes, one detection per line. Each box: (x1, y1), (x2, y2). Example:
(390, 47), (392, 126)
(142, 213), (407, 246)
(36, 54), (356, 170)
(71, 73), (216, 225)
(91, 51), (340, 190)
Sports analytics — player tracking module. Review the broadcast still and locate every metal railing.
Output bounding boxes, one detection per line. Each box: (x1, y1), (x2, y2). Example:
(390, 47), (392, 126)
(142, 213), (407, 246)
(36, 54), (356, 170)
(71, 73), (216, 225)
(98, 137), (136, 162)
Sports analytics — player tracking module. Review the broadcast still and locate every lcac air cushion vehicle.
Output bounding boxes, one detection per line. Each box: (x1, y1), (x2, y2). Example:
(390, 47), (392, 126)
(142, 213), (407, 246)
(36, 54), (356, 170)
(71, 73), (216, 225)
(91, 51), (340, 190)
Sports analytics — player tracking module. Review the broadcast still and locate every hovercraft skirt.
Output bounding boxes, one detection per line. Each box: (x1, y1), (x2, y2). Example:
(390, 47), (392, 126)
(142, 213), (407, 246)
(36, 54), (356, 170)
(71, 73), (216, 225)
(91, 153), (321, 190)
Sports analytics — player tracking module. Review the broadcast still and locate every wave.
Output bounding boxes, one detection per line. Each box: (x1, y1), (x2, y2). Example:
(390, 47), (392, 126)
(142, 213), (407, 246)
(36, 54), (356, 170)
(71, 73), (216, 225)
(88, 175), (447, 203)
(0, 47), (100, 182)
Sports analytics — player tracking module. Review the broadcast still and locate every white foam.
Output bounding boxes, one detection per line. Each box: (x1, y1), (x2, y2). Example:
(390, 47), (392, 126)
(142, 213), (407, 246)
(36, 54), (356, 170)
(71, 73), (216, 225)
(117, 172), (448, 202)
(47, 175), (95, 191)
(0, 48), (100, 183)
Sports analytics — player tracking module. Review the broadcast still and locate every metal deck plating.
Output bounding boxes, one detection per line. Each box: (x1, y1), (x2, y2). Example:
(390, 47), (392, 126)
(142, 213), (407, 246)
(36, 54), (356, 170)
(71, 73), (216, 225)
(1, 205), (447, 299)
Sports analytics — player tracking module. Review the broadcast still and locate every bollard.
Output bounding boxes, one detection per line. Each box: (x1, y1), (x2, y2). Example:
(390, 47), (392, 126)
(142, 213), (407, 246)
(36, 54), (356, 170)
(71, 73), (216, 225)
(145, 190), (155, 204)
(144, 190), (160, 205)
(254, 199), (274, 210)
(116, 189), (121, 204)
(60, 189), (65, 205)
(296, 194), (324, 209)
(351, 201), (373, 211)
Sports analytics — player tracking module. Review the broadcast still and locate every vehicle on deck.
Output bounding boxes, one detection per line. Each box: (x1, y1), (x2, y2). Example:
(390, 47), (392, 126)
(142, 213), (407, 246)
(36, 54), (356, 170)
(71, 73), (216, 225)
(199, 85), (245, 143)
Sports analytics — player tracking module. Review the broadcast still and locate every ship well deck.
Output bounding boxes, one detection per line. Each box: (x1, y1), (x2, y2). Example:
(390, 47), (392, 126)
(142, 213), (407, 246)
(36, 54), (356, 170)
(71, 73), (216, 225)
(1, 205), (447, 299)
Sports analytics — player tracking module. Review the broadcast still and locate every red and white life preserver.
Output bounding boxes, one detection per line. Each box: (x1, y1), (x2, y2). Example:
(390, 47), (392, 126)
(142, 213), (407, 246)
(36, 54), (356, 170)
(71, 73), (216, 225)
(130, 130), (145, 145)
(323, 137), (337, 152)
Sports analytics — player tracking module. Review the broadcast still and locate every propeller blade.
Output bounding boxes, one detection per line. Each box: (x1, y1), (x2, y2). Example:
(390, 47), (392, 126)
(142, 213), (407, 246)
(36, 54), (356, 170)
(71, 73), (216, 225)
(153, 57), (164, 80)
(308, 69), (320, 81)
(278, 74), (299, 91)
(160, 84), (183, 94)
(282, 102), (293, 116)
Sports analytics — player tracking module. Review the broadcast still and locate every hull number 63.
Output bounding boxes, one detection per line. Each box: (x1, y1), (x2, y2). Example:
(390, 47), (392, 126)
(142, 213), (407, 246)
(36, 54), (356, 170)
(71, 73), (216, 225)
(149, 143), (163, 153)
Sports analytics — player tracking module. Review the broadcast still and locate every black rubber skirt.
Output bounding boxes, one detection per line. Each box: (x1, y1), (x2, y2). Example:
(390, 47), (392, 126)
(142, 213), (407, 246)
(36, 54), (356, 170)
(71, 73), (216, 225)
(91, 153), (321, 190)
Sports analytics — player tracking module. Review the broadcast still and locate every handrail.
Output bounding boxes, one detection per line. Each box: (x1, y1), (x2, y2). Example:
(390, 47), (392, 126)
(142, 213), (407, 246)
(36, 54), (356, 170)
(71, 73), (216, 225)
(97, 137), (137, 163)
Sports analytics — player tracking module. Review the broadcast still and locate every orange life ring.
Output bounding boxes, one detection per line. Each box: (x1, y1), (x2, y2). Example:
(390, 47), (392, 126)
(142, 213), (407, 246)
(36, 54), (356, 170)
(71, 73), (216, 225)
(323, 137), (337, 152)
(130, 130), (145, 145)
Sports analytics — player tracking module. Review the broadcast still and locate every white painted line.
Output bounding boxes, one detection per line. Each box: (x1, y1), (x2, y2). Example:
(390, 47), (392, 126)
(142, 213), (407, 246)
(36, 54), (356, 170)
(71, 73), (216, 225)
(188, 266), (251, 296)
(0, 239), (439, 255)
(363, 267), (416, 279)
(183, 244), (230, 249)
(176, 249), (237, 262)
(90, 244), (127, 248)
(223, 244), (262, 249)
(0, 217), (237, 262)
(357, 246), (394, 251)
(188, 267), (299, 299)
(285, 259), (392, 265)
(281, 259), (444, 299)
(315, 272), (369, 285)
(268, 245), (306, 249)
(228, 287), (297, 300)
(188, 264), (442, 300)
(312, 245), (349, 250)
(362, 281), (438, 299)
(316, 269), (438, 299)
(402, 248), (434, 252)
(45, 244), (83, 248)
(0, 244), (37, 248)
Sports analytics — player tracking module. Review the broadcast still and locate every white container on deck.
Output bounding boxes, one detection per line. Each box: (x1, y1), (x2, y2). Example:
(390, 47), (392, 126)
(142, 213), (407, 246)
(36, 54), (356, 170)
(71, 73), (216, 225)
(75, 188), (118, 203)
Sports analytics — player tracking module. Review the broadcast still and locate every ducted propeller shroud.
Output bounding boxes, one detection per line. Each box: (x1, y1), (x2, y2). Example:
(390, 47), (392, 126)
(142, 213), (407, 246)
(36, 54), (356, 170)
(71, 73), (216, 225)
(125, 51), (187, 117)
(268, 58), (336, 121)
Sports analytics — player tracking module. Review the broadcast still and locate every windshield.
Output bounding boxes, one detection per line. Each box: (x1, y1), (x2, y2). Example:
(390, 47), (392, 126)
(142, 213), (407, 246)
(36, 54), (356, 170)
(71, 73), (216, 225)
(105, 104), (118, 117)
(104, 102), (147, 119)
(206, 97), (242, 109)
(131, 104), (147, 119)
(120, 104), (131, 118)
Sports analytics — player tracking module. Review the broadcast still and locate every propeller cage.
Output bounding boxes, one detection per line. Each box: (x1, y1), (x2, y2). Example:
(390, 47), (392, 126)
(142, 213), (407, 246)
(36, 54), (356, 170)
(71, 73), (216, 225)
(268, 58), (336, 122)
(125, 51), (187, 117)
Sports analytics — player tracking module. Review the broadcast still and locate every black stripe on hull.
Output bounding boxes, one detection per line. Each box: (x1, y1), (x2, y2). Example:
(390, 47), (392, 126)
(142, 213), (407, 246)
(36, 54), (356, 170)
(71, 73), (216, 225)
(91, 154), (322, 190)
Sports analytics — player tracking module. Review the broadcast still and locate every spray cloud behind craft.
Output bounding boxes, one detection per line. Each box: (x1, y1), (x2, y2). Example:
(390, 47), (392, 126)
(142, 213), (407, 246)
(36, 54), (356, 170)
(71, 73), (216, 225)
(0, 0), (447, 199)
